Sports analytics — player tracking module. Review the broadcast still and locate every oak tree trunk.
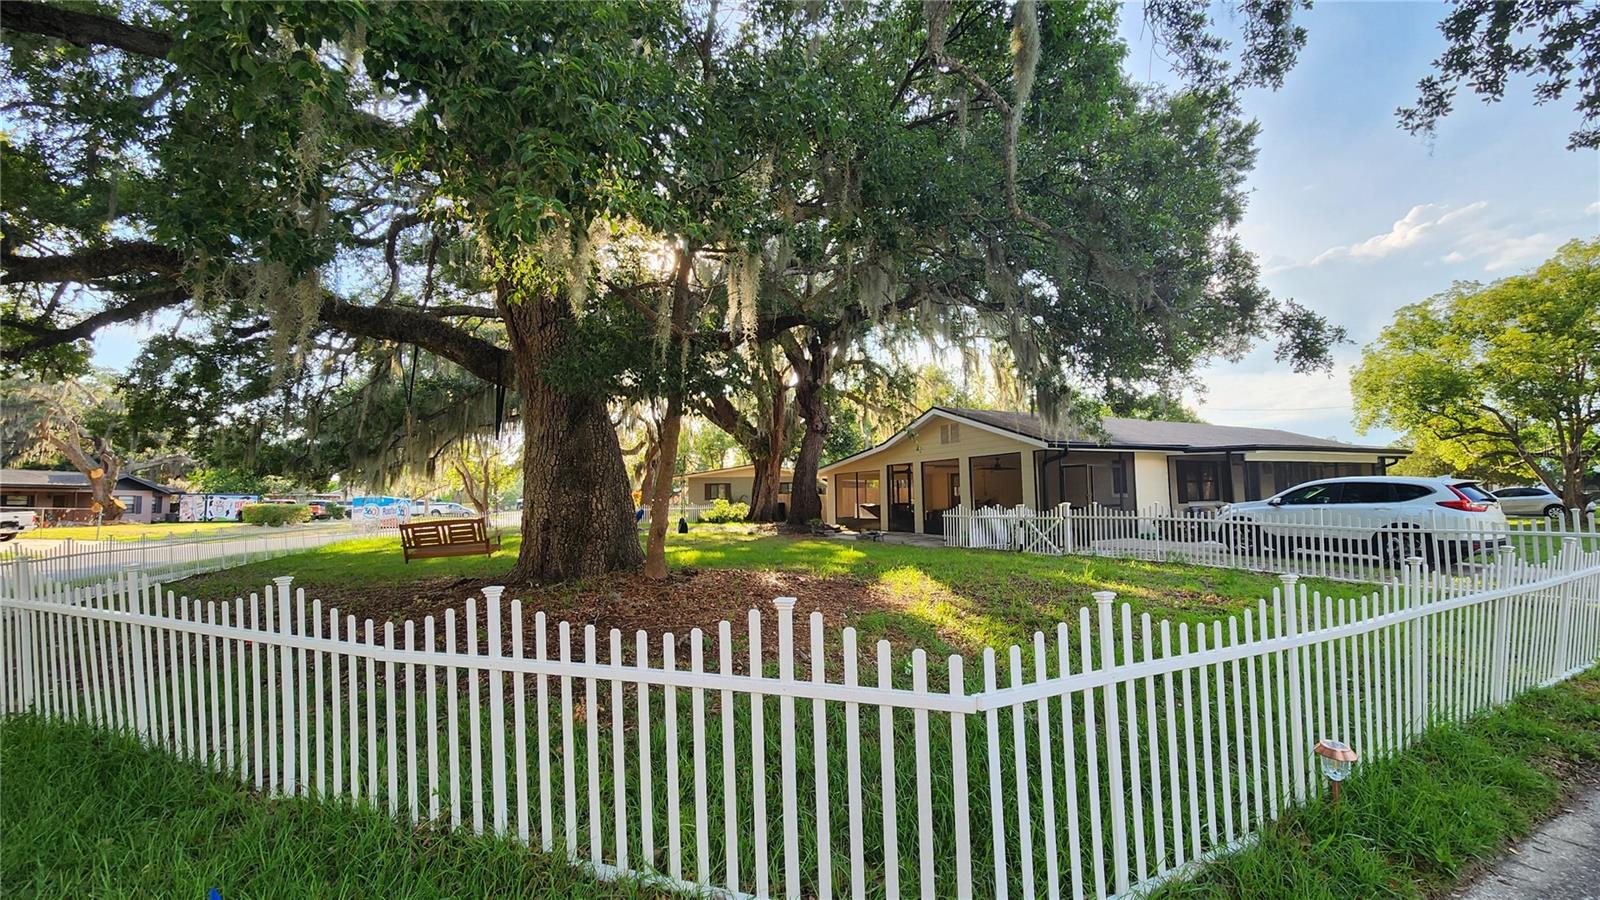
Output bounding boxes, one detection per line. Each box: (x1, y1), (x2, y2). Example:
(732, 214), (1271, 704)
(644, 394), (684, 580)
(747, 451), (786, 521)
(44, 426), (125, 522)
(785, 334), (832, 526)
(499, 281), (643, 582)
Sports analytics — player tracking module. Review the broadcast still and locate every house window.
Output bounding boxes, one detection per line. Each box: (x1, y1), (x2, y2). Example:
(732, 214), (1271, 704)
(939, 423), (961, 444)
(116, 494), (142, 514)
(52, 494), (71, 507)
(704, 483), (733, 501)
(151, 496), (163, 514)
(779, 482), (792, 494)
(1175, 460), (1223, 503)
(2, 494), (29, 507)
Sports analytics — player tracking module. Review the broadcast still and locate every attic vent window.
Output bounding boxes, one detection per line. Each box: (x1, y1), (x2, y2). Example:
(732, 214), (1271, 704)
(940, 423), (961, 444)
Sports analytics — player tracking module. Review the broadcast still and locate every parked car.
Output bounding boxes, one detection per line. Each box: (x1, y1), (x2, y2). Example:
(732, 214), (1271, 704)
(424, 501), (476, 517)
(0, 509), (38, 542)
(1490, 485), (1568, 519)
(1213, 476), (1508, 565)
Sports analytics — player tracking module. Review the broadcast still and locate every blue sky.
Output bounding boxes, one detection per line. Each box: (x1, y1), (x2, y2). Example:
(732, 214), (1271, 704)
(1119, 1), (1599, 444)
(88, 2), (1599, 446)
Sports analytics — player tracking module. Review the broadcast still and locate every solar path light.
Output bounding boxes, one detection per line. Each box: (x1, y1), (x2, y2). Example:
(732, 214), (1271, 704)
(1313, 738), (1359, 805)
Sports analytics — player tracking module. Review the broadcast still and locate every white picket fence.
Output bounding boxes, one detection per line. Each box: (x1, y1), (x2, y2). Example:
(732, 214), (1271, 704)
(2, 544), (1598, 899)
(943, 503), (1599, 584)
(0, 525), (363, 586)
(0, 512), (520, 586)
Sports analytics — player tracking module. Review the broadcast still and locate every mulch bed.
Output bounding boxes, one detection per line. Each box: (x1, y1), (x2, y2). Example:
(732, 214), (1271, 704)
(291, 566), (925, 670)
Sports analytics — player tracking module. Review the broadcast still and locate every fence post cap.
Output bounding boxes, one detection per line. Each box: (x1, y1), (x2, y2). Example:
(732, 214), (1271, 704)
(1278, 572), (1300, 585)
(1091, 590), (1116, 604)
(1561, 536), (1580, 548)
(272, 574), (293, 587)
(481, 584), (506, 601)
(1404, 556), (1426, 568)
(771, 596), (798, 609)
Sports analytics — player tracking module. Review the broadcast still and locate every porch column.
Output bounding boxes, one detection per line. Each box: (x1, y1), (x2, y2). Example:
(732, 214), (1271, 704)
(1020, 449), (1038, 511)
(910, 459), (925, 534)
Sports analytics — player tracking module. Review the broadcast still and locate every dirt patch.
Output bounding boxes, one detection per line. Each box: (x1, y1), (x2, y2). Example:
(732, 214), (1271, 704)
(294, 567), (931, 668)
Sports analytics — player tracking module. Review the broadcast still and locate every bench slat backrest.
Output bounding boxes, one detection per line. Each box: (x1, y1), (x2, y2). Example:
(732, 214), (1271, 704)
(400, 517), (488, 549)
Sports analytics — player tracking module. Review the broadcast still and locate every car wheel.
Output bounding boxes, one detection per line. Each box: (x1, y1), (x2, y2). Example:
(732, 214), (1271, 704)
(0, 532), (14, 542)
(1223, 521), (1260, 553)
(430, 509), (444, 516)
(1543, 504), (1565, 520)
(1377, 527), (1421, 567)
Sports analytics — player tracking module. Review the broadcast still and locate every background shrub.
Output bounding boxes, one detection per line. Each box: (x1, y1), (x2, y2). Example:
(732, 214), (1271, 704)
(698, 499), (749, 524)
(240, 503), (313, 527)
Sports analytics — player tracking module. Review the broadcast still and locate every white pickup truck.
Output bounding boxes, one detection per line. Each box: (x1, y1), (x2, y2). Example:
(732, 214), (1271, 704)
(0, 509), (39, 542)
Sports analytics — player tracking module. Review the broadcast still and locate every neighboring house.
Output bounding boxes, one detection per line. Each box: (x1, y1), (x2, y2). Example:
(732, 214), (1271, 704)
(680, 464), (798, 512)
(819, 407), (1410, 535)
(0, 468), (185, 525)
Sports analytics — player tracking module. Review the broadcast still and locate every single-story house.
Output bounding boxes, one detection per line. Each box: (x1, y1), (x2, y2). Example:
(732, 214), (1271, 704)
(681, 464), (798, 510)
(818, 407), (1410, 534)
(0, 468), (185, 524)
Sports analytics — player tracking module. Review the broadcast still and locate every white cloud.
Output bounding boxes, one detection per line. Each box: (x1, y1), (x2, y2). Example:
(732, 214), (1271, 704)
(1309, 202), (1488, 266)
(1479, 232), (1559, 271)
(1587, 201), (1600, 216)
(1290, 200), (1569, 275)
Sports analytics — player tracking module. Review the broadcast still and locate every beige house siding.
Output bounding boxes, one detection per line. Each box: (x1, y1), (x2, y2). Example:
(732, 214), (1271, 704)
(821, 409), (1406, 531)
(821, 412), (1045, 533)
(681, 466), (795, 506)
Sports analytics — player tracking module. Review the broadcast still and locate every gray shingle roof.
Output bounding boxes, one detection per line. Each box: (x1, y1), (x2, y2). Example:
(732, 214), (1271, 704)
(0, 469), (183, 493)
(937, 407), (1407, 453)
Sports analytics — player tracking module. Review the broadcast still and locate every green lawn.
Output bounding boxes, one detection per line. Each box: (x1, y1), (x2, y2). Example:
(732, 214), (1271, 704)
(0, 715), (662, 898)
(19, 521), (258, 541)
(170, 528), (1356, 657)
(5, 668), (1593, 900)
(1157, 668), (1600, 899)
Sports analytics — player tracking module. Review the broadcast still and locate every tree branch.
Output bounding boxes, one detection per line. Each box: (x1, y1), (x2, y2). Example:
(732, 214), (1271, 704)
(4, 1), (174, 59)
(2, 285), (189, 362)
(317, 294), (513, 386)
(2, 241), (185, 285)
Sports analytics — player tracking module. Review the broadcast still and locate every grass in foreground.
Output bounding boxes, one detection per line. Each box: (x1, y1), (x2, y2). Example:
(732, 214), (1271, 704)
(0, 714), (660, 898)
(171, 529), (1355, 656)
(1159, 668), (1600, 899)
(4, 668), (1595, 899)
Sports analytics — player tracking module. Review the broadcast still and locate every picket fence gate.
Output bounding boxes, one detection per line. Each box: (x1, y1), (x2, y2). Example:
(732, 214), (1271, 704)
(942, 503), (1598, 585)
(2, 544), (1598, 899)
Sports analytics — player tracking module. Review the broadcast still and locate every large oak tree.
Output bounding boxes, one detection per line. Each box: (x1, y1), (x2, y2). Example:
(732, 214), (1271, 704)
(4, 0), (1340, 582)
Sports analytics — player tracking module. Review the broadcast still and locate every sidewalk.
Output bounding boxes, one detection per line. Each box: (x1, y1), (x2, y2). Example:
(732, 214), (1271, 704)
(1454, 785), (1600, 900)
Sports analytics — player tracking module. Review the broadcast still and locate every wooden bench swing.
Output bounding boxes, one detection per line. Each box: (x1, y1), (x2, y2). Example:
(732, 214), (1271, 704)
(398, 517), (501, 563)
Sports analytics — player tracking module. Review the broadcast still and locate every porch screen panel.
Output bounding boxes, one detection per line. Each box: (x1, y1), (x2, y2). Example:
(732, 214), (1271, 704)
(833, 471), (881, 525)
(969, 452), (1022, 508)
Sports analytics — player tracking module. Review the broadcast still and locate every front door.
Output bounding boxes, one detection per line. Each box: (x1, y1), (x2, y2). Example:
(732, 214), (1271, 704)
(888, 464), (915, 532)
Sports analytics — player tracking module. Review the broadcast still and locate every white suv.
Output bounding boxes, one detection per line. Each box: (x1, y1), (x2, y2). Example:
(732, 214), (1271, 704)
(1213, 476), (1508, 566)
